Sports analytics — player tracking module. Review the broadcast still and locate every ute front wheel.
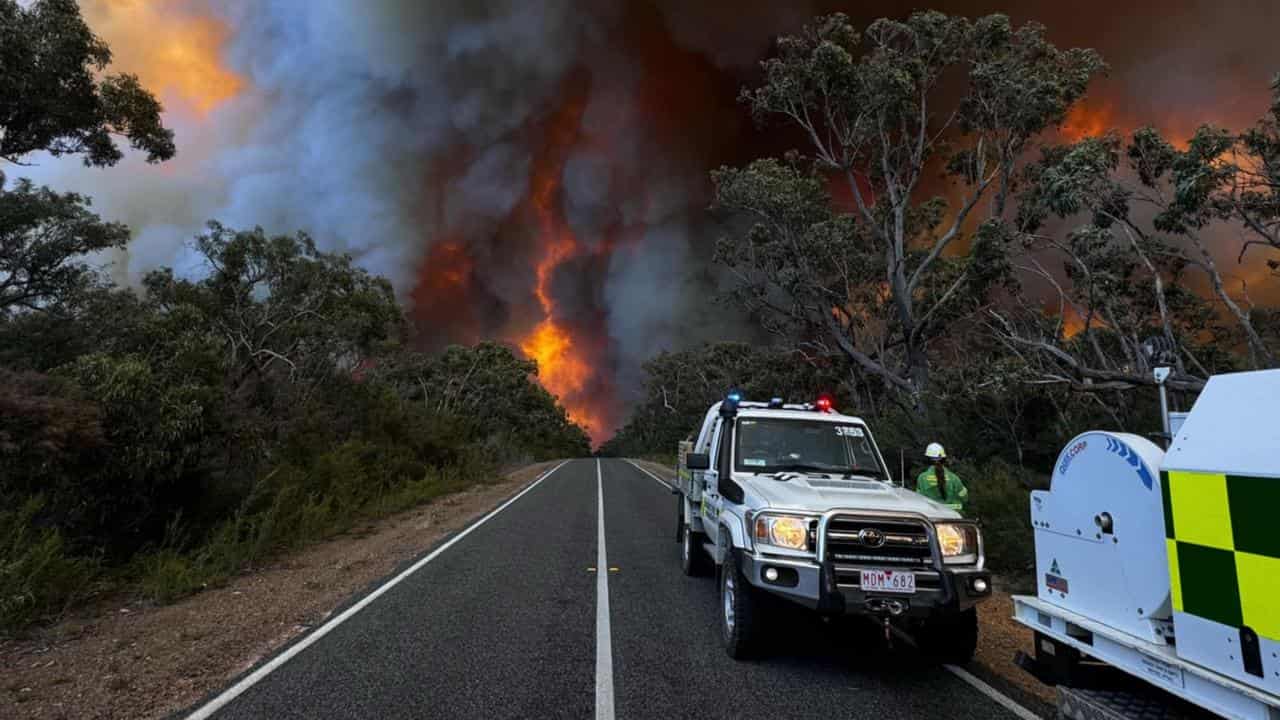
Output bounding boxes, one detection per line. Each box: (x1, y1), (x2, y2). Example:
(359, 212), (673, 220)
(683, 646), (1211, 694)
(719, 551), (763, 659)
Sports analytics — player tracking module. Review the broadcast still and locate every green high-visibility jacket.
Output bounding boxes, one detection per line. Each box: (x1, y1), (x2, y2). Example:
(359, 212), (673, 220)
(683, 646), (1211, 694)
(915, 466), (968, 514)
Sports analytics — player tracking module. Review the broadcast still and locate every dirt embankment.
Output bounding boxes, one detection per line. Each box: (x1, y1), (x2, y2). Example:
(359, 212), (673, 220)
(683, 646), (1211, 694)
(0, 462), (558, 720)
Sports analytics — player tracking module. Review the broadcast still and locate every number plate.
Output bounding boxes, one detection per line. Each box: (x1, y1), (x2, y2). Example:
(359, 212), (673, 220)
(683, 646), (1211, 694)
(860, 569), (915, 594)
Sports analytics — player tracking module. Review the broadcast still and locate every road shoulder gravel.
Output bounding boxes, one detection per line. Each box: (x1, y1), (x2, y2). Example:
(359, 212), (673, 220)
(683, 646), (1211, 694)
(0, 461), (559, 720)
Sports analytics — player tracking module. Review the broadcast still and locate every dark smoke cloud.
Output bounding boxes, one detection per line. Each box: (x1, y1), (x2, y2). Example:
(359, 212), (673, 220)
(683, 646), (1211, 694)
(18, 0), (1280, 436)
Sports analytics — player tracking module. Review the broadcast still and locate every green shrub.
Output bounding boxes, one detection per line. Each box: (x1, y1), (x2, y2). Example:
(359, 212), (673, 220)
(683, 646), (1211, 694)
(0, 497), (98, 633)
(136, 549), (202, 604)
(959, 458), (1042, 585)
(3, 202), (589, 630)
(635, 453), (676, 470)
(130, 441), (499, 606)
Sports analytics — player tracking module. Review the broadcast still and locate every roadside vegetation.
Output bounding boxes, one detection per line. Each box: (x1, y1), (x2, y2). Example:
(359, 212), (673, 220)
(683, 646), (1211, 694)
(602, 12), (1280, 582)
(0, 0), (588, 633)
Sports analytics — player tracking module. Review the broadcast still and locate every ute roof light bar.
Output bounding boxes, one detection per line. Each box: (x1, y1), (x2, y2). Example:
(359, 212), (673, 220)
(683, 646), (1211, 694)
(719, 393), (838, 417)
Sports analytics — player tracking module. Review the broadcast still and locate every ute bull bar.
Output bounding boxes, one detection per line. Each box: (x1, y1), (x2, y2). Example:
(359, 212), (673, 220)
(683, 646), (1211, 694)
(741, 509), (990, 618)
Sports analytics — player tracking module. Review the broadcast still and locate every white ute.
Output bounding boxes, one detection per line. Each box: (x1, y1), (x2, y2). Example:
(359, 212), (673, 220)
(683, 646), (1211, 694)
(673, 394), (991, 660)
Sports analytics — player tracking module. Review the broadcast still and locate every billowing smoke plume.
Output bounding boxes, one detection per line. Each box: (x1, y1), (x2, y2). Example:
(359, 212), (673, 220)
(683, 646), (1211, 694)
(18, 0), (1280, 440)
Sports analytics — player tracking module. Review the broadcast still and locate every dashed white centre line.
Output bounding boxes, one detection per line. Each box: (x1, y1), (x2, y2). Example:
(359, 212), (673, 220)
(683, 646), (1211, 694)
(595, 458), (616, 720)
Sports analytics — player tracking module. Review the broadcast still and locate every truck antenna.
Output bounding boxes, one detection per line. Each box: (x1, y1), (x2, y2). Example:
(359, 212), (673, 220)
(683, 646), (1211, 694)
(1154, 366), (1172, 449)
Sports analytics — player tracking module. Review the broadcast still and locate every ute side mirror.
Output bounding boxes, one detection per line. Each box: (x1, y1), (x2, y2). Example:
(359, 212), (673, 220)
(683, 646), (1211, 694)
(686, 453), (710, 471)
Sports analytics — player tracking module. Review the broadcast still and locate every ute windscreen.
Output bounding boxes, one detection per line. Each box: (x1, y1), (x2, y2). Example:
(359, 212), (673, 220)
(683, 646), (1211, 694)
(734, 419), (885, 477)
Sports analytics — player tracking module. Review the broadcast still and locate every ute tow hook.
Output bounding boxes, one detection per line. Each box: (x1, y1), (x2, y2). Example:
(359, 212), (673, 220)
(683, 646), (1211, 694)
(866, 597), (906, 646)
(865, 597), (907, 616)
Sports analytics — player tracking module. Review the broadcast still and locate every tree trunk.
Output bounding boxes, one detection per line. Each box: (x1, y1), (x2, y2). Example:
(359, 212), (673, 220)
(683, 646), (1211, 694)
(1189, 234), (1274, 368)
(907, 341), (930, 417)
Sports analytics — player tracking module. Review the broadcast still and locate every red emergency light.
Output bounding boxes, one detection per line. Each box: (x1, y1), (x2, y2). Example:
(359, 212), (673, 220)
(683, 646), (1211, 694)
(815, 395), (833, 412)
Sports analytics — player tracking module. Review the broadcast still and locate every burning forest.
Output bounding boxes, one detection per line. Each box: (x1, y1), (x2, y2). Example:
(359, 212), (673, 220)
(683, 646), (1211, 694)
(8, 5), (1280, 716)
(17, 0), (1280, 443)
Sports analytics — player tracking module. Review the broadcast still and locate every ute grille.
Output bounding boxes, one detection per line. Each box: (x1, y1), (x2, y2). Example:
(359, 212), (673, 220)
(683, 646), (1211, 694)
(823, 516), (934, 570)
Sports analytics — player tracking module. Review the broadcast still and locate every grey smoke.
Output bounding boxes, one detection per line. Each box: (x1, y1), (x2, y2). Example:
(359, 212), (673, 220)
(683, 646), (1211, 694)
(23, 0), (604, 287)
(446, 143), (531, 241)
(16, 0), (1277, 434)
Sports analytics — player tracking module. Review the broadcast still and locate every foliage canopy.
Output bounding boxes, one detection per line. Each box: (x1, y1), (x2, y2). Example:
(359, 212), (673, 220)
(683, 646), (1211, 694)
(716, 12), (1105, 408)
(0, 0), (175, 168)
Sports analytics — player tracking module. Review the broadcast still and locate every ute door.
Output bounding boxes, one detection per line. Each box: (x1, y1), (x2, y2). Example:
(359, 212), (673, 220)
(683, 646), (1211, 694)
(701, 418), (723, 527)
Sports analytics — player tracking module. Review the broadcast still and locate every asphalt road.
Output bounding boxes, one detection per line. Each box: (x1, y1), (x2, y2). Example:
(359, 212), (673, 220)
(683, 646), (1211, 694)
(190, 458), (1029, 720)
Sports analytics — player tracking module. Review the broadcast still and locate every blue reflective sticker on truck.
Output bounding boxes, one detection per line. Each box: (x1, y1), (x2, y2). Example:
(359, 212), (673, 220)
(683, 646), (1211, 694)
(1103, 436), (1154, 490)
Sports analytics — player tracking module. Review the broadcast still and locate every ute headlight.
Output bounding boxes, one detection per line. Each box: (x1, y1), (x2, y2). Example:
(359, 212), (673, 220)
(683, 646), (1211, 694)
(936, 523), (981, 565)
(753, 514), (811, 552)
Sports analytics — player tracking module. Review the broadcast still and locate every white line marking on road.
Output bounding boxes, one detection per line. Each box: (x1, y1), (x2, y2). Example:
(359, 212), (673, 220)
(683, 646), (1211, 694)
(944, 664), (1043, 720)
(624, 458), (673, 491)
(186, 460), (571, 720)
(595, 458), (616, 720)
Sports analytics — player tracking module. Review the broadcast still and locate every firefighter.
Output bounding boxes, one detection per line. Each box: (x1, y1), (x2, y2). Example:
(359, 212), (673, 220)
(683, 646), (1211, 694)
(915, 442), (968, 514)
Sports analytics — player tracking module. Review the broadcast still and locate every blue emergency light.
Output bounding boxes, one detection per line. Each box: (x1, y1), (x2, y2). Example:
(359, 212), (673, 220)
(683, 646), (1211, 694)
(720, 390), (743, 418)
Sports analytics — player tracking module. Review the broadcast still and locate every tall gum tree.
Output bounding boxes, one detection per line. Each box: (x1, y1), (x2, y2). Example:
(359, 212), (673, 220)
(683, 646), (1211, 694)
(994, 77), (1280, 392)
(0, 0), (175, 168)
(713, 12), (1104, 412)
(0, 0), (174, 319)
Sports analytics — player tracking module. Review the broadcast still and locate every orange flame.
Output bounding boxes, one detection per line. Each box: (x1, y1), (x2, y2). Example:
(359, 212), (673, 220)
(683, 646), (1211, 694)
(515, 88), (603, 441)
(1054, 303), (1099, 339)
(1062, 312), (1086, 339)
(427, 241), (473, 292)
(409, 240), (480, 345)
(1058, 99), (1207, 149)
(1060, 102), (1116, 142)
(522, 321), (590, 401)
(82, 0), (243, 115)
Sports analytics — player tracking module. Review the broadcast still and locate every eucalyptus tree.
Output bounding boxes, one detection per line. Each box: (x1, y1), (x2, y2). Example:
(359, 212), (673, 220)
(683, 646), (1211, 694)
(0, 0), (172, 325)
(601, 342), (849, 458)
(0, 180), (128, 318)
(0, 0), (174, 167)
(1217, 76), (1280, 271)
(372, 342), (592, 458)
(142, 223), (405, 396)
(991, 77), (1280, 392)
(713, 12), (1104, 411)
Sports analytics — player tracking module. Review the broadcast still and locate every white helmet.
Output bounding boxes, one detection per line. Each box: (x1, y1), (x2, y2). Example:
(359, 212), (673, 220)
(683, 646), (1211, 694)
(925, 442), (946, 460)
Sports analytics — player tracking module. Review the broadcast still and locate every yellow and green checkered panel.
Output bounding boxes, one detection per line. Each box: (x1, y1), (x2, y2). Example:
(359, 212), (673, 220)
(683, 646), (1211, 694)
(1162, 470), (1280, 641)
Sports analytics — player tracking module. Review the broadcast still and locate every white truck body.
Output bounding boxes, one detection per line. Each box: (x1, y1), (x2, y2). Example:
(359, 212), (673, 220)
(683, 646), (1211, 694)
(1015, 369), (1280, 719)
